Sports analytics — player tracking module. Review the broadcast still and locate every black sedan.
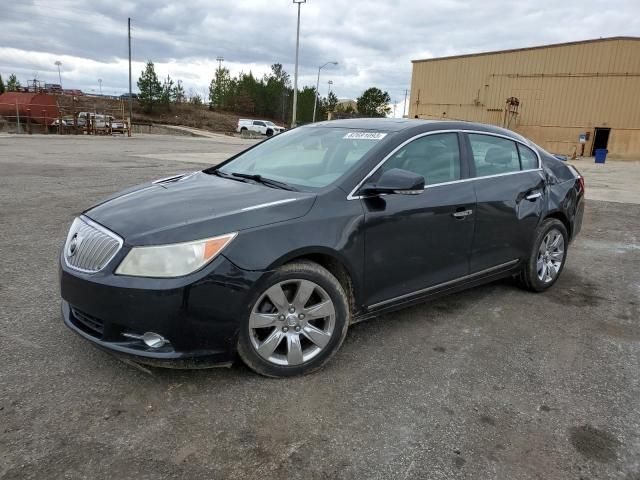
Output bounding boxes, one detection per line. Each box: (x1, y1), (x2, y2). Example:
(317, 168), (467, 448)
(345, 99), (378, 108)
(60, 119), (584, 377)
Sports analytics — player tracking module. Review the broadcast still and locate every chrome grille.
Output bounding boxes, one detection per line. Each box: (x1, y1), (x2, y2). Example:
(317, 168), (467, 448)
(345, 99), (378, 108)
(64, 217), (123, 273)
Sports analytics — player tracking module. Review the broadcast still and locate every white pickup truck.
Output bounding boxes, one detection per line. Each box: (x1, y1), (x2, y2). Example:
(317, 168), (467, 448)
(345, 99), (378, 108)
(237, 119), (286, 137)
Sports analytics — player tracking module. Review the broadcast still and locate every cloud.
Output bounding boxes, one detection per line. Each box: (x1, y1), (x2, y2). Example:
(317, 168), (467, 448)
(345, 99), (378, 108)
(1, 0), (638, 116)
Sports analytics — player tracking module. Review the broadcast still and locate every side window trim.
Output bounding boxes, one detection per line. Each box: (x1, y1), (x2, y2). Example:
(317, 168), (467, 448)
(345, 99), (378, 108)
(347, 129), (542, 200)
(349, 130), (464, 199)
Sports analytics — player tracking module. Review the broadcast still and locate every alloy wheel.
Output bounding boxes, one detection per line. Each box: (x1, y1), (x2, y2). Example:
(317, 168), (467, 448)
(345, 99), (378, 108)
(249, 279), (336, 366)
(537, 228), (565, 283)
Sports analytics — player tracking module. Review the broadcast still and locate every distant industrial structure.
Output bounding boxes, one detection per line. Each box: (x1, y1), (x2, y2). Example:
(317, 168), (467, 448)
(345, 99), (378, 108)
(409, 37), (640, 158)
(0, 92), (59, 127)
(336, 98), (357, 111)
(0, 91), (130, 135)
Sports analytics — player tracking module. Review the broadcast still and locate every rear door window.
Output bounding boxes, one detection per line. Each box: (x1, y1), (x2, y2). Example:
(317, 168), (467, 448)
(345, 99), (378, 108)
(468, 134), (520, 177)
(518, 144), (539, 170)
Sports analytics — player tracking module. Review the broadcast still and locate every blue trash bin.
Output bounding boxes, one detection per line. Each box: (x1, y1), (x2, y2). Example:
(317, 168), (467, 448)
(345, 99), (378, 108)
(595, 149), (608, 164)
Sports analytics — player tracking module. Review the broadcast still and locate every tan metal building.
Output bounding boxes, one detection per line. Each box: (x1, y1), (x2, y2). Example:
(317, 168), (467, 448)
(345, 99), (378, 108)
(409, 37), (640, 159)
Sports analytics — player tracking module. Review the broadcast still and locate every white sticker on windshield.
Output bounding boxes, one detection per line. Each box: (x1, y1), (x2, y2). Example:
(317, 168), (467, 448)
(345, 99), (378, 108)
(343, 132), (387, 140)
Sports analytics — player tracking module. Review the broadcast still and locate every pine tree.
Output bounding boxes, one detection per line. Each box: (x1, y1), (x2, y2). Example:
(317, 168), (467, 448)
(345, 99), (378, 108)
(137, 61), (162, 113)
(0, 75), (5, 95)
(235, 72), (257, 114)
(325, 91), (339, 113)
(263, 63), (291, 119)
(172, 80), (185, 103)
(160, 74), (174, 109)
(209, 67), (231, 109)
(296, 86), (321, 123)
(6, 74), (21, 92)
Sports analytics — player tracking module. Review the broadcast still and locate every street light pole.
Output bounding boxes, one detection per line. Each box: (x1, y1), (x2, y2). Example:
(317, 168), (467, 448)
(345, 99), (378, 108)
(403, 89), (408, 117)
(312, 61), (338, 123)
(128, 17), (133, 124)
(54, 61), (62, 87)
(291, 0), (306, 128)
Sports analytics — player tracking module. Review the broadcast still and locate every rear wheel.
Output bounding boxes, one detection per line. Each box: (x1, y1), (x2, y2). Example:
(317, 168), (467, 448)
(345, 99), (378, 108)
(517, 218), (568, 292)
(238, 261), (349, 377)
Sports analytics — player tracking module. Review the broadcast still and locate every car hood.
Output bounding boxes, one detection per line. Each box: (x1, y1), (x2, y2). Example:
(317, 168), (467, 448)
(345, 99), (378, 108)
(85, 171), (316, 245)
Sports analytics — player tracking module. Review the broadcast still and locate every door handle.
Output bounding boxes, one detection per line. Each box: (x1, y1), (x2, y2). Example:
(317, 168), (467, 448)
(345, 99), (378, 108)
(452, 209), (473, 219)
(525, 192), (542, 201)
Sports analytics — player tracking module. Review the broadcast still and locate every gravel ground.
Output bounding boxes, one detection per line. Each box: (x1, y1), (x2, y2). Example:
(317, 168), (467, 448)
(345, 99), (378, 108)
(0, 135), (639, 480)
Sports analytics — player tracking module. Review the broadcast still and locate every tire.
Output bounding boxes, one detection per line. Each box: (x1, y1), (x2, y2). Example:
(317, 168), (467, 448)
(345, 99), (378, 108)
(266, 129), (273, 137)
(237, 261), (350, 377)
(517, 218), (568, 292)
(240, 127), (247, 132)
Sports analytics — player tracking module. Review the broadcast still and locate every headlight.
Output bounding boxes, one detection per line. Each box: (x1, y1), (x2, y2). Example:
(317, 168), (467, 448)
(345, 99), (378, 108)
(115, 233), (237, 278)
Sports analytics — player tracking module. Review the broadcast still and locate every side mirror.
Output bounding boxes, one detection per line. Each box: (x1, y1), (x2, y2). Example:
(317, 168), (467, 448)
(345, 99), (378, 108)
(360, 168), (425, 196)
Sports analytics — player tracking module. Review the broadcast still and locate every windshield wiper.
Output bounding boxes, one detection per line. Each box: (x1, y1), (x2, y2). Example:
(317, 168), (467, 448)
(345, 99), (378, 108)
(211, 170), (250, 183)
(230, 172), (298, 191)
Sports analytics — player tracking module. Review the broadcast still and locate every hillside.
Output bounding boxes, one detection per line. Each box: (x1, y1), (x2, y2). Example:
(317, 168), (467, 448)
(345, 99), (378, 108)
(55, 95), (285, 133)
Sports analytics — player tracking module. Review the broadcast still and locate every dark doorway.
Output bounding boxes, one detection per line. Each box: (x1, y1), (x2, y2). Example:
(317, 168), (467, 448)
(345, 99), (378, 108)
(591, 128), (611, 156)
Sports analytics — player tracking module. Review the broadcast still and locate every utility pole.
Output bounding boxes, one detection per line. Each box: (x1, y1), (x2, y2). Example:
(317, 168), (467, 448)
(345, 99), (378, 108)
(216, 56), (224, 71)
(98, 78), (102, 95)
(402, 89), (408, 117)
(128, 17), (133, 124)
(291, 0), (306, 128)
(327, 80), (333, 96)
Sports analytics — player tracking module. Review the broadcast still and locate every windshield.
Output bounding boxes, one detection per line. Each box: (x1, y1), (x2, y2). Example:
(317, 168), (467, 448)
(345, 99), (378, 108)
(216, 127), (388, 191)
(265, 121), (276, 126)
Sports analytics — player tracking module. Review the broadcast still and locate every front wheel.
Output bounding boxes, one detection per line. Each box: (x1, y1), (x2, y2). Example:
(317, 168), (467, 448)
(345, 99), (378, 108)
(238, 261), (350, 377)
(517, 218), (568, 292)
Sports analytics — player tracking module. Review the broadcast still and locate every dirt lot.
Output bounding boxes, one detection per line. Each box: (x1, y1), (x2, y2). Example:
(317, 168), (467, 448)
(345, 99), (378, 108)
(0, 135), (639, 479)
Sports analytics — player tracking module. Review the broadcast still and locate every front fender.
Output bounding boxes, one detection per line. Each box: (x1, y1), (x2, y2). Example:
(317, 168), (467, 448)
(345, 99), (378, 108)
(221, 191), (366, 307)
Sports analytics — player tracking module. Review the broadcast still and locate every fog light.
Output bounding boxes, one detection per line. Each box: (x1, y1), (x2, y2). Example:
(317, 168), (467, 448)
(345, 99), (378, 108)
(142, 332), (167, 349)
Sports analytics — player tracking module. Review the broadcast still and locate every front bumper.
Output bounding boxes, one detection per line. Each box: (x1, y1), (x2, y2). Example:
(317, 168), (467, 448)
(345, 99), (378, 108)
(60, 254), (268, 367)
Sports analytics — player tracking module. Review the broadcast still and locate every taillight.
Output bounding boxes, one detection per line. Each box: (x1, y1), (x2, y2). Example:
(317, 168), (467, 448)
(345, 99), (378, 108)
(578, 176), (585, 193)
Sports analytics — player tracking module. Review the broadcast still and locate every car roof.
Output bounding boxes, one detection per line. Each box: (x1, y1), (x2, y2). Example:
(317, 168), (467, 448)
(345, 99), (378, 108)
(308, 118), (525, 141)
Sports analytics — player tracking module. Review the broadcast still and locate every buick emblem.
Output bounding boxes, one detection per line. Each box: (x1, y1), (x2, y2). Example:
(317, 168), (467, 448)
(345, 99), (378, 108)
(68, 233), (80, 257)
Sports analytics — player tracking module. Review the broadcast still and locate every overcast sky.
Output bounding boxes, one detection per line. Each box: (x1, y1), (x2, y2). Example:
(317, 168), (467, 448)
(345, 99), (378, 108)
(1, 0), (638, 116)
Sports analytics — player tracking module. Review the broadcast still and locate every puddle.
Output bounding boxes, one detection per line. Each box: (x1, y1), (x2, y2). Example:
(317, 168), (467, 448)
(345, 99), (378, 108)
(569, 424), (620, 463)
